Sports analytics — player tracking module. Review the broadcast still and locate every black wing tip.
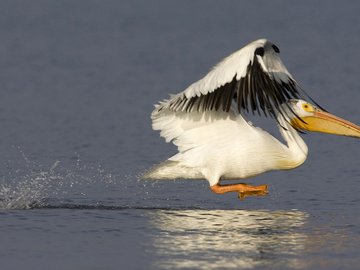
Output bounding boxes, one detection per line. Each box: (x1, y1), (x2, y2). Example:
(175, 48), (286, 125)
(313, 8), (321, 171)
(271, 44), (280, 53)
(155, 40), (323, 121)
(254, 47), (265, 57)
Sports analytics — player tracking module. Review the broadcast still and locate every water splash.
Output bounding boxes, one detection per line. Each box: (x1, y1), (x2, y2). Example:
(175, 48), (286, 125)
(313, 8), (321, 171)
(0, 160), (63, 209)
(0, 153), (115, 210)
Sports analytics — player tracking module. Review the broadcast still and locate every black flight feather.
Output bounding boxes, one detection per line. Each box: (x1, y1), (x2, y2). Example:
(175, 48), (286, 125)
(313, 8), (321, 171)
(163, 43), (322, 122)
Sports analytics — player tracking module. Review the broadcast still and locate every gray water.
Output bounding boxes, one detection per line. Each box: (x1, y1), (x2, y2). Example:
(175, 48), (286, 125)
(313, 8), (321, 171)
(0, 1), (360, 269)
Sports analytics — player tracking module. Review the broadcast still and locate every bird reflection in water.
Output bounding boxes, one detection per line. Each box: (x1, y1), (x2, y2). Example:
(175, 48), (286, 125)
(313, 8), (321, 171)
(147, 209), (308, 269)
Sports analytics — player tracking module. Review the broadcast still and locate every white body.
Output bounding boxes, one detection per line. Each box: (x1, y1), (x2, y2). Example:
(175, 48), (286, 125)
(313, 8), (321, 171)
(145, 106), (308, 186)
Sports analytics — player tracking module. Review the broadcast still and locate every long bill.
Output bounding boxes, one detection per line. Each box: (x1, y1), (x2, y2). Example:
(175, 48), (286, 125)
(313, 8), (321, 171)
(291, 110), (360, 138)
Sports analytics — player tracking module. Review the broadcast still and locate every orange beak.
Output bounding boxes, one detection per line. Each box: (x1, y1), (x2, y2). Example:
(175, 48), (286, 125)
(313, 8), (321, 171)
(291, 110), (360, 138)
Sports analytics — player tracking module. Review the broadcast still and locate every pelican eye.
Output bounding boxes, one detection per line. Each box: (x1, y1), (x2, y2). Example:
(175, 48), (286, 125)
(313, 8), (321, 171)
(302, 103), (313, 112)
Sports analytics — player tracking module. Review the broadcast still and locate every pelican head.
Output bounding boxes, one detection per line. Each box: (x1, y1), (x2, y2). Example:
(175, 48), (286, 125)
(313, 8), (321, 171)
(286, 99), (360, 138)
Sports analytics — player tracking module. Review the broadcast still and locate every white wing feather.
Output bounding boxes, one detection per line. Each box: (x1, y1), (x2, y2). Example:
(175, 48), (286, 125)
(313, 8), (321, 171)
(152, 107), (287, 185)
(156, 38), (301, 115)
(183, 38), (292, 98)
(184, 39), (264, 98)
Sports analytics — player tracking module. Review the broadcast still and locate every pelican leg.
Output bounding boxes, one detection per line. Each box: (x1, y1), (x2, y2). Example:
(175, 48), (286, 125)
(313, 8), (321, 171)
(210, 183), (268, 200)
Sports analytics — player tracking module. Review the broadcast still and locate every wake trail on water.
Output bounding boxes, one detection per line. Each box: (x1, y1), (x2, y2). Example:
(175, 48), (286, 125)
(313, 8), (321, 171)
(29, 201), (205, 211)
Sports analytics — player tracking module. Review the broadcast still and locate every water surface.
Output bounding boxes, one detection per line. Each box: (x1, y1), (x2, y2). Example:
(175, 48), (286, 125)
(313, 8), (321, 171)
(0, 1), (360, 269)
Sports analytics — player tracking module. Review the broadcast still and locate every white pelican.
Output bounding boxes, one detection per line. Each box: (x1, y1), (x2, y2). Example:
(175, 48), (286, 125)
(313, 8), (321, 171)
(143, 39), (360, 199)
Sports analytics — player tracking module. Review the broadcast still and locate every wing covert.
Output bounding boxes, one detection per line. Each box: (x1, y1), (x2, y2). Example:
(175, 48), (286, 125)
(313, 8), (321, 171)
(155, 39), (320, 119)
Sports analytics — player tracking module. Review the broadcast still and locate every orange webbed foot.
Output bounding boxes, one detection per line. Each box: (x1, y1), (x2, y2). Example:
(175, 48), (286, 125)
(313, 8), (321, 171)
(210, 183), (268, 200)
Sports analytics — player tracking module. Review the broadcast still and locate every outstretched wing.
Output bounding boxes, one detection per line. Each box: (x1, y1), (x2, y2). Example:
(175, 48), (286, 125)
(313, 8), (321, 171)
(155, 38), (320, 119)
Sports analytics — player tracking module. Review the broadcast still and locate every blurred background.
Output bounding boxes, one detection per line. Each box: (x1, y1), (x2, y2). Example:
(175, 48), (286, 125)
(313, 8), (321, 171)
(0, 1), (359, 269)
